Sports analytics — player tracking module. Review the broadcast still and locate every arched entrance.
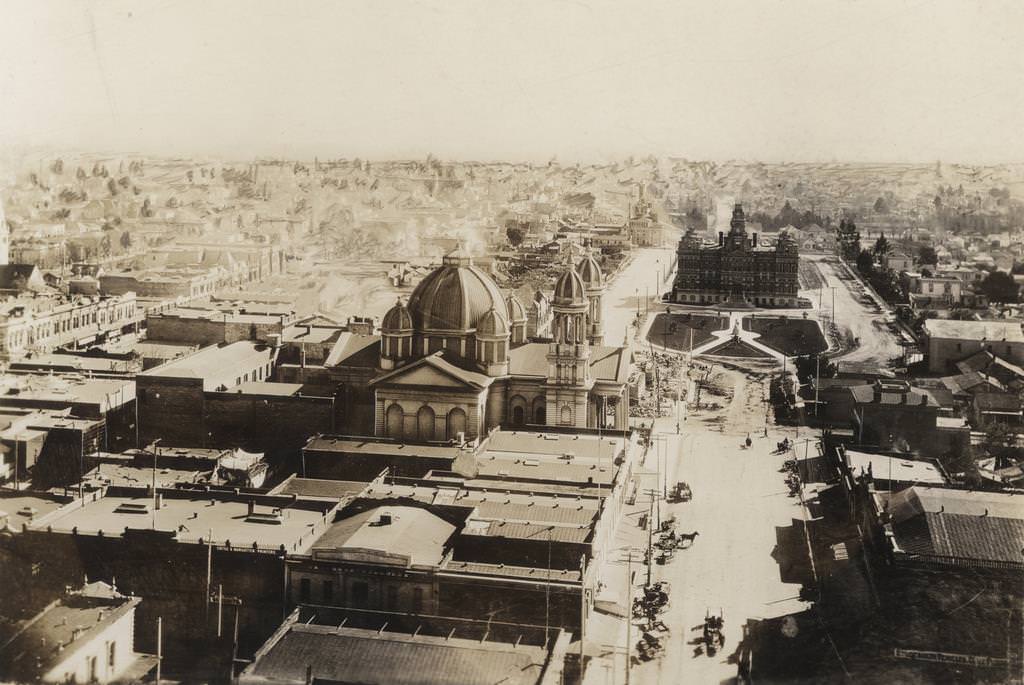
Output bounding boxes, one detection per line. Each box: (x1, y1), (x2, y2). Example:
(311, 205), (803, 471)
(417, 406), (435, 441)
(511, 405), (525, 426)
(533, 398), (546, 425)
(446, 407), (467, 441)
(385, 403), (404, 439)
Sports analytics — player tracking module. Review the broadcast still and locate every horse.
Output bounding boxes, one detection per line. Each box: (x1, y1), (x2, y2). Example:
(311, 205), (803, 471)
(677, 531), (700, 548)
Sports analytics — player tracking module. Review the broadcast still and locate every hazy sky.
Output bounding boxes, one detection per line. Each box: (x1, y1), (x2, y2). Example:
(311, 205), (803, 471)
(2, 0), (1022, 164)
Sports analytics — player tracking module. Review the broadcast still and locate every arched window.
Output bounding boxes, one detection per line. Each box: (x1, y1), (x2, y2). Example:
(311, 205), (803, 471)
(560, 404), (573, 425)
(533, 397), (546, 425)
(447, 407), (467, 441)
(417, 406), (435, 441)
(509, 395), (527, 427)
(385, 403), (404, 439)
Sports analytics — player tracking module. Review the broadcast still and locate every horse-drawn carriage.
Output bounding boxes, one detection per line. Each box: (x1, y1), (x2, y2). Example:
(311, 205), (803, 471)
(669, 481), (692, 502)
(636, 631), (664, 661)
(632, 582), (670, 619)
(774, 438), (791, 454)
(702, 610), (725, 654)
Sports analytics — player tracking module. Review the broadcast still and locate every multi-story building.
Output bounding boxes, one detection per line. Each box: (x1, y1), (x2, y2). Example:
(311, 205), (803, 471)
(670, 204), (799, 307)
(0, 293), (139, 360)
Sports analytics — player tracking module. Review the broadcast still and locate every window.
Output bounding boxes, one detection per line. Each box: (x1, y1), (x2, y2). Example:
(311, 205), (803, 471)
(386, 586), (398, 610)
(299, 578), (311, 602)
(352, 581), (369, 608)
(107, 641), (116, 669)
(412, 587), (424, 613)
(322, 580), (334, 603)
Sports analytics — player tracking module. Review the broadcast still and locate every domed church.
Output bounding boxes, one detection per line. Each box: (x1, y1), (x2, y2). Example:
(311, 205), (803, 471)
(328, 246), (631, 443)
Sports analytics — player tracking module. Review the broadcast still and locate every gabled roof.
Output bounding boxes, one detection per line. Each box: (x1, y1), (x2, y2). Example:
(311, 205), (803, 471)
(0, 264), (42, 291)
(972, 392), (1022, 412)
(312, 505), (455, 567)
(940, 371), (1005, 395)
(508, 343), (630, 383)
(370, 352), (493, 390)
(324, 333), (381, 368)
(955, 349), (1024, 381)
(876, 486), (1024, 566)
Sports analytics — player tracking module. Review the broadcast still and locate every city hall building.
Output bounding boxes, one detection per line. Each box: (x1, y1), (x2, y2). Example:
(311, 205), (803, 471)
(670, 204), (799, 307)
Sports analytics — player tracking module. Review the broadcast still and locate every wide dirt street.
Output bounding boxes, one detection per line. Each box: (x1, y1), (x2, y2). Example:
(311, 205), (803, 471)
(627, 366), (811, 684)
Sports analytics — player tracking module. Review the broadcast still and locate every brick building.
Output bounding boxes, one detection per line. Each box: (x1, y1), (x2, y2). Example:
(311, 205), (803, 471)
(670, 204), (799, 307)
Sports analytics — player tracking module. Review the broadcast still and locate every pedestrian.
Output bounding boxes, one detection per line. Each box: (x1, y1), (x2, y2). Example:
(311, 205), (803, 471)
(763, 426), (768, 438)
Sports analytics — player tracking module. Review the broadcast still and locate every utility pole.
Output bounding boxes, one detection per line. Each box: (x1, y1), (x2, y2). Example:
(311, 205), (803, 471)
(156, 617), (162, 685)
(625, 551), (632, 685)
(579, 555), (587, 670)
(814, 355), (821, 417)
(646, 497), (654, 587)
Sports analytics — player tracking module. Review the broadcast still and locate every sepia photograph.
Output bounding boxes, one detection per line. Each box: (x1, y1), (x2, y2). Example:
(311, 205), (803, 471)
(0, 1), (1022, 683)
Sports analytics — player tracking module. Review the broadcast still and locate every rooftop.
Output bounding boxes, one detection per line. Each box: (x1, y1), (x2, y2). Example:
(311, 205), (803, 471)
(875, 486), (1024, 566)
(509, 342), (630, 383)
(842, 449), (947, 485)
(922, 318), (1024, 342)
(242, 621), (555, 685)
(304, 436), (472, 460)
(0, 376), (135, 409)
(312, 505), (456, 567)
(35, 487), (337, 553)
(0, 585), (141, 683)
(0, 491), (70, 532)
(140, 341), (273, 380)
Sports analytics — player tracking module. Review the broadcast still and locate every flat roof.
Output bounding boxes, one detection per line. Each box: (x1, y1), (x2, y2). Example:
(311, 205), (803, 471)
(243, 622), (552, 685)
(37, 488), (336, 553)
(484, 430), (626, 464)
(843, 450), (946, 485)
(140, 341), (272, 379)
(304, 437), (470, 459)
(475, 455), (615, 487)
(0, 491), (70, 531)
(923, 318), (1024, 342)
(151, 307), (286, 324)
(1, 376), (135, 408)
(228, 381), (305, 396)
(271, 477), (369, 501)
(441, 559), (582, 583)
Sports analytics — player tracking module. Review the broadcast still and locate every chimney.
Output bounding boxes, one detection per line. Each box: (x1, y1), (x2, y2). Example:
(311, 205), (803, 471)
(718, 231), (724, 247)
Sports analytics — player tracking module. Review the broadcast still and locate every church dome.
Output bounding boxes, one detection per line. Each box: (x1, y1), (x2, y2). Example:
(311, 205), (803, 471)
(576, 254), (604, 290)
(476, 306), (510, 338)
(408, 247), (506, 332)
(382, 298), (413, 332)
(505, 293), (527, 323)
(553, 267), (587, 306)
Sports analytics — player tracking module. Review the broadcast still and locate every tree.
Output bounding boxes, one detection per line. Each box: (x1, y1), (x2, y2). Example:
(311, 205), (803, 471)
(856, 249), (875, 274)
(51, 158), (64, 174)
(920, 267), (933, 278)
(107, 178), (119, 196)
(873, 196), (890, 214)
(917, 246), (938, 266)
(119, 231), (132, 250)
(506, 225), (526, 247)
(979, 270), (1019, 304)
(872, 234), (891, 258)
